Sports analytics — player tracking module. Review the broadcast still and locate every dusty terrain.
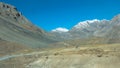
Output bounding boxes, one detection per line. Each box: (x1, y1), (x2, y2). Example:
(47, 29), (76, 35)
(0, 44), (120, 68)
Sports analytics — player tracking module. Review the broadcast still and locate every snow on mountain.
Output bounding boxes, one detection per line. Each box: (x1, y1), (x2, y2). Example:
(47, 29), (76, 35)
(73, 19), (101, 29)
(51, 19), (110, 40)
(51, 27), (69, 33)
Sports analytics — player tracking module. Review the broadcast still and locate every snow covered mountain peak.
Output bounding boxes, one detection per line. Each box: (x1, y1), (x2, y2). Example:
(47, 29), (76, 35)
(73, 19), (101, 29)
(51, 27), (69, 33)
(87, 19), (100, 23)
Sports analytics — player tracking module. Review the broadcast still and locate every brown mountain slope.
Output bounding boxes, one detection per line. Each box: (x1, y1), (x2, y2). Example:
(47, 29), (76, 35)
(0, 2), (56, 48)
(0, 2), (57, 57)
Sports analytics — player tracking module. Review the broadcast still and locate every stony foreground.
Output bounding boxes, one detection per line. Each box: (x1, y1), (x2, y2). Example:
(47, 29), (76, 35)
(0, 44), (120, 68)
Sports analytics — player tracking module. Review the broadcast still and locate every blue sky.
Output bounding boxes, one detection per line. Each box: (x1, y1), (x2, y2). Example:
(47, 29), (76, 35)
(1, 0), (120, 31)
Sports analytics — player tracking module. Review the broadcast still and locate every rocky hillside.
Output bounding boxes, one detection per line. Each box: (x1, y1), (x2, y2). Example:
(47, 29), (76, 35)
(0, 2), (57, 56)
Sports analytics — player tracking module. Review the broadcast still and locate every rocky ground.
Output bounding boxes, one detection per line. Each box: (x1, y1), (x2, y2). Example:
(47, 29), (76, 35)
(0, 44), (120, 68)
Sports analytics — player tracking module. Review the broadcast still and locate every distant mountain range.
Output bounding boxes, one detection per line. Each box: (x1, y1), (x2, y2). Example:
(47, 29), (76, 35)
(51, 14), (120, 44)
(52, 19), (109, 39)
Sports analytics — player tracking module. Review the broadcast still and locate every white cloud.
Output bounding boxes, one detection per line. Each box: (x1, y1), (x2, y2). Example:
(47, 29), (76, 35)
(52, 27), (69, 32)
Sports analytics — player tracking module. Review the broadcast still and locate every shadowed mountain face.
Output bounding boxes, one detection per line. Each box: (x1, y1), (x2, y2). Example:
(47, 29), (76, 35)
(0, 2), (57, 50)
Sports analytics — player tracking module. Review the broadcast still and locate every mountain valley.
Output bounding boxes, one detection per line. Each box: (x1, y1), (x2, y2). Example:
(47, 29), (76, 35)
(0, 2), (120, 68)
